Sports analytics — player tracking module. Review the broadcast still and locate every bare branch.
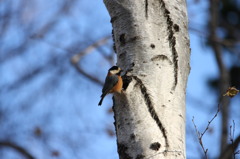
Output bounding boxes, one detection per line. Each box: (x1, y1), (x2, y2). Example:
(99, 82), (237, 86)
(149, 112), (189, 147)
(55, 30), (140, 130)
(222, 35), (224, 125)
(219, 135), (240, 159)
(219, 121), (240, 159)
(192, 103), (220, 159)
(71, 64), (104, 86)
(0, 141), (35, 159)
(209, 0), (230, 153)
(71, 36), (111, 86)
(71, 36), (111, 64)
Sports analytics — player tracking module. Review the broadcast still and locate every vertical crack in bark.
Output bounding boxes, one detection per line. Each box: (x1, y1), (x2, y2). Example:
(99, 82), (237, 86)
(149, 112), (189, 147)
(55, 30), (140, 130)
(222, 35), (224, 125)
(158, 0), (178, 90)
(145, 0), (148, 19)
(133, 76), (169, 148)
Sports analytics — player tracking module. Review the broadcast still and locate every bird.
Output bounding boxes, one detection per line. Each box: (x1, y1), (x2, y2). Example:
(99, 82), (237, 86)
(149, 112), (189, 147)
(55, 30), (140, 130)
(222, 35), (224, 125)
(98, 66), (123, 106)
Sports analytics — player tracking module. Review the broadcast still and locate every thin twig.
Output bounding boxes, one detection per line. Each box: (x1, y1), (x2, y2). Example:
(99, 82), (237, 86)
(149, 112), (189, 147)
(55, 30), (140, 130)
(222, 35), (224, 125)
(192, 103), (220, 159)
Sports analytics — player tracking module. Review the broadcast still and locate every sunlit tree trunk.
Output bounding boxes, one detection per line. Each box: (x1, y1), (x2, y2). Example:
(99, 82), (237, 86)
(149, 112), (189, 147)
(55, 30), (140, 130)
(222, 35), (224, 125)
(104, 0), (190, 158)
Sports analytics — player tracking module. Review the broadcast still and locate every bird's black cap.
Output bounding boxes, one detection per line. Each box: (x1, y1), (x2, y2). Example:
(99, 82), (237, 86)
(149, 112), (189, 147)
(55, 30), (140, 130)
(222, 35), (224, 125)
(109, 66), (120, 71)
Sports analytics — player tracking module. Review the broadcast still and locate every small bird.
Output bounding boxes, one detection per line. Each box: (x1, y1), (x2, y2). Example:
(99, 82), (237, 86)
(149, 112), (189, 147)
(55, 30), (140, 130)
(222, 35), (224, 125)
(98, 66), (123, 106)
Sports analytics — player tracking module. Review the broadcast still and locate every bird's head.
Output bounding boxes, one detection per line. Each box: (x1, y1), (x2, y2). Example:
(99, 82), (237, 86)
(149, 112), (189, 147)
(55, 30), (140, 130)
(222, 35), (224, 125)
(108, 66), (122, 75)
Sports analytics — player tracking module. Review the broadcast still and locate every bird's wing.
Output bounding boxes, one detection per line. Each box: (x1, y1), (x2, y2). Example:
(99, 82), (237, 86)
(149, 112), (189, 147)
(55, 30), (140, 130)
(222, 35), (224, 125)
(102, 75), (119, 96)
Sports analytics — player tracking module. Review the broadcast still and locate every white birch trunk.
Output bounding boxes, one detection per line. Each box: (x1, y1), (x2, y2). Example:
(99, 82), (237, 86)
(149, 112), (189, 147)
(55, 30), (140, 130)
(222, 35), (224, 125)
(104, 0), (190, 158)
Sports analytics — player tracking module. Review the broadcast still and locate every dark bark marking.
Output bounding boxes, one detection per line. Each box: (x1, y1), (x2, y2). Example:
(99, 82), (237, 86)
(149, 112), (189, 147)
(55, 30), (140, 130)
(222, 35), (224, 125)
(137, 120), (142, 124)
(179, 114), (183, 119)
(136, 154), (145, 159)
(173, 24), (180, 32)
(112, 98), (116, 127)
(112, 30), (117, 53)
(119, 34), (138, 46)
(139, 74), (147, 77)
(131, 62), (135, 67)
(110, 16), (118, 23)
(120, 34), (126, 46)
(150, 142), (161, 151)
(119, 51), (127, 59)
(133, 76), (169, 148)
(174, 6), (179, 10)
(165, 9), (170, 14)
(118, 143), (132, 159)
(130, 133), (136, 140)
(151, 55), (171, 63)
(158, 0), (178, 90)
(150, 43), (155, 49)
(145, 0), (148, 19)
(128, 36), (139, 43)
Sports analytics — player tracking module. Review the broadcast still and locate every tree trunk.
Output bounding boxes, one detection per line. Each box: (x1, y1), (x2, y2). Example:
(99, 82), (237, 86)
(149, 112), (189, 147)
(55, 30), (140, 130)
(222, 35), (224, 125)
(104, 0), (190, 158)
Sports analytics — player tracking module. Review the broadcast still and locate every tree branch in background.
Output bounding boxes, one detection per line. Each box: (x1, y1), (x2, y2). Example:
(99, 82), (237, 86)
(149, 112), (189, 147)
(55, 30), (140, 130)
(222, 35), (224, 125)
(0, 141), (35, 159)
(230, 121), (240, 159)
(192, 103), (220, 159)
(209, 0), (230, 153)
(219, 120), (240, 159)
(71, 36), (111, 64)
(71, 65), (104, 86)
(71, 36), (111, 86)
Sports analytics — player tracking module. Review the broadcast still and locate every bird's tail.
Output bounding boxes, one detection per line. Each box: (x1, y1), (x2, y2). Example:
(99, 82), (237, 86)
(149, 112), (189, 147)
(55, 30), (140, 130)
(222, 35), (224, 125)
(98, 94), (106, 106)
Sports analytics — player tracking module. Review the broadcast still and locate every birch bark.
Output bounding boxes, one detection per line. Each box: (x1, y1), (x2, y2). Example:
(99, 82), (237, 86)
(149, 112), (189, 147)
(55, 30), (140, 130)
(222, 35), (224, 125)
(104, 0), (190, 158)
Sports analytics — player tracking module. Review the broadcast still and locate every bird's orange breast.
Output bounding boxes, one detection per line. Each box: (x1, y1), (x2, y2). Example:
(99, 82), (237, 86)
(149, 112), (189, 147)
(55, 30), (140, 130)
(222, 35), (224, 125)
(110, 76), (123, 93)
